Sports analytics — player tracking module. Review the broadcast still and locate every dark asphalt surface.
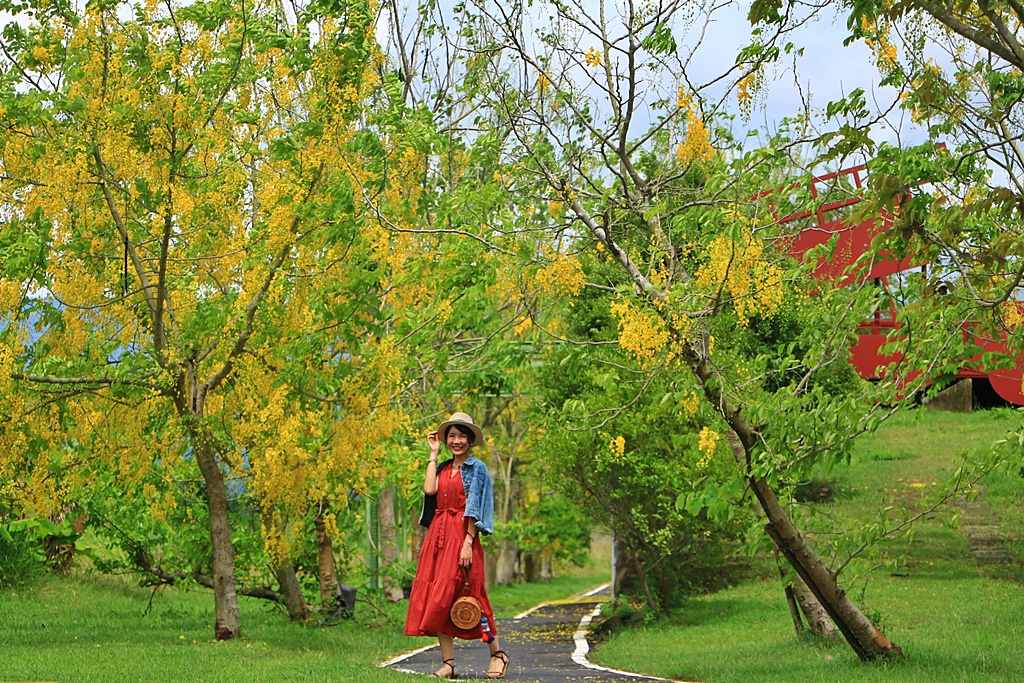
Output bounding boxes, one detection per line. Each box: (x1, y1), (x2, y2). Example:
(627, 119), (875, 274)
(384, 586), (677, 682)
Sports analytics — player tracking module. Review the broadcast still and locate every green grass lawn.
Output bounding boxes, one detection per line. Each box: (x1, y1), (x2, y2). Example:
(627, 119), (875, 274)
(0, 562), (609, 682)
(590, 407), (1024, 683)
(0, 574), (412, 683)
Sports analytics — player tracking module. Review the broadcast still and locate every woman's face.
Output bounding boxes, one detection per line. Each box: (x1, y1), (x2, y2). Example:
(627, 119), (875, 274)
(446, 426), (472, 457)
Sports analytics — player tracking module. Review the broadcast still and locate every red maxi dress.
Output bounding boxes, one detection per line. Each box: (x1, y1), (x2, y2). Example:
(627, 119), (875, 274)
(405, 465), (497, 639)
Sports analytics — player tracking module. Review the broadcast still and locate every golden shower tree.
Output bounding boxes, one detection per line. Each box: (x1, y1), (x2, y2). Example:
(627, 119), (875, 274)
(0, 0), (444, 639)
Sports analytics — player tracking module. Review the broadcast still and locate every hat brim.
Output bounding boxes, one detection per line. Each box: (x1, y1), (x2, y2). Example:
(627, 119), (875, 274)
(438, 419), (484, 446)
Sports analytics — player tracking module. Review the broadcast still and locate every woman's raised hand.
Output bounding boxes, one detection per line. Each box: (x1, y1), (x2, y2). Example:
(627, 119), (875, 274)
(427, 430), (440, 457)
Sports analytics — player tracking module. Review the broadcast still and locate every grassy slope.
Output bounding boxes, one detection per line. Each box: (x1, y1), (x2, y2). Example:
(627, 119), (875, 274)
(591, 408), (1024, 683)
(0, 558), (609, 682)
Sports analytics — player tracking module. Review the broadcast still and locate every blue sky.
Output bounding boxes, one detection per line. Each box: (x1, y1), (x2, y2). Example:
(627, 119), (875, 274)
(688, 2), (922, 148)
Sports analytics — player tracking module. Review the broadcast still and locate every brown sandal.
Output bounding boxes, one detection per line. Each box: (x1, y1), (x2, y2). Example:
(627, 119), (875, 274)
(430, 658), (459, 679)
(485, 650), (509, 679)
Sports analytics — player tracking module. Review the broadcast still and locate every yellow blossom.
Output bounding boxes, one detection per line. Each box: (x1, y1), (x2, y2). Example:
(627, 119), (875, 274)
(697, 426), (719, 469)
(436, 298), (454, 325)
(536, 248), (585, 296)
(694, 222), (784, 325)
(1002, 302), (1024, 328)
(736, 69), (762, 118)
(610, 300), (669, 366)
(678, 391), (700, 417)
(609, 435), (626, 461)
(676, 92), (714, 166)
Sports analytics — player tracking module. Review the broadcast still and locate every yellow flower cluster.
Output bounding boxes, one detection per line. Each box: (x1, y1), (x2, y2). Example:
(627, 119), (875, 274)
(585, 46), (602, 67)
(697, 426), (719, 469)
(261, 513), (293, 565)
(609, 435), (626, 461)
(694, 225), (784, 326)
(1002, 302), (1024, 328)
(677, 85), (689, 110)
(513, 316), (533, 336)
(436, 298), (454, 325)
(537, 72), (552, 93)
(676, 90), (714, 166)
(736, 69), (762, 118)
(0, 343), (12, 394)
(678, 390), (701, 417)
(610, 300), (670, 366)
(536, 249), (586, 296)
(863, 18), (900, 75)
(634, 0), (655, 22)
(908, 61), (948, 124)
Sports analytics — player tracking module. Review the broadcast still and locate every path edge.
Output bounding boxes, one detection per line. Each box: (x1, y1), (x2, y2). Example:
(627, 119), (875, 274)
(572, 604), (694, 683)
(378, 642), (437, 669)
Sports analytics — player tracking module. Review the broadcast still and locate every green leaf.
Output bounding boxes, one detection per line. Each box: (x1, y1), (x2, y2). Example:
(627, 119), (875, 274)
(641, 24), (676, 56)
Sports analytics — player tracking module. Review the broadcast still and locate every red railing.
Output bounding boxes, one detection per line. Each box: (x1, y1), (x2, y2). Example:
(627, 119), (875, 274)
(759, 159), (1024, 404)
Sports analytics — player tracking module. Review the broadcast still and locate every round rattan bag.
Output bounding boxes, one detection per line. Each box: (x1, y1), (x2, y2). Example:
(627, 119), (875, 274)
(450, 570), (482, 630)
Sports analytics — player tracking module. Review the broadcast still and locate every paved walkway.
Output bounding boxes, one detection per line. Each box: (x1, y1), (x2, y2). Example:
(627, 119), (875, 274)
(382, 584), (684, 682)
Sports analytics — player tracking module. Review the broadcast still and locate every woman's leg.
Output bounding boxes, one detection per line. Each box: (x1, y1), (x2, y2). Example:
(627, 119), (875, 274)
(436, 633), (456, 677)
(486, 635), (509, 678)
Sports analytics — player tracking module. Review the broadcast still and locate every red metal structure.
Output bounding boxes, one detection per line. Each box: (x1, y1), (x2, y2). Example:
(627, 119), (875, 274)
(763, 162), (1024, 405)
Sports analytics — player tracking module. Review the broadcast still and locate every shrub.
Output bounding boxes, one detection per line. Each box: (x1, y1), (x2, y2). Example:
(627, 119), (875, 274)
(0, 523), (48, 590)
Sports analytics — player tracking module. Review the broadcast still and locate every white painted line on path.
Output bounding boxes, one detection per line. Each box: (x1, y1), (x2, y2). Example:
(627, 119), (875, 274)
(512, 602), (552, 622)
(513, 602), (547, 619)
(572, 604), (694, 683)
(378, 642), (437, 668)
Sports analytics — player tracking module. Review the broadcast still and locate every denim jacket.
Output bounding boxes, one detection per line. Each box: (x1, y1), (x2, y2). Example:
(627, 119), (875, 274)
(418, 455), (495, 536)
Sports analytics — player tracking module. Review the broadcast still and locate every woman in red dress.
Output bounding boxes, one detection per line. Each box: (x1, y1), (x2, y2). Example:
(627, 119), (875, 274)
(405, 412), (509, 679)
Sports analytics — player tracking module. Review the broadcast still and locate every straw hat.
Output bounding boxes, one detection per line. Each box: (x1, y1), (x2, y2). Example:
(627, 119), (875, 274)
(437, 412), (484, 446)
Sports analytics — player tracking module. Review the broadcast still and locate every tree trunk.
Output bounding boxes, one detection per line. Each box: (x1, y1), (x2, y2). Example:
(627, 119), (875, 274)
(733, 430), (828, 638)
(734, 428), (835, 640)
(495, 537), (516, 586)
(792, 574), (838, 637)
(194, 441), (241, 640)
(314, 506), (339, 612)
(775, 548), (806, 634)
(630, 548), (657, 611)
(784, 583), (805, 634)
(484, 545), (498, 590)
(696, 356), (897, 659)
(275, 559), (309, 621)
(540, 552), (553, 581)
(696, 357), (900, 660)
(753, 475), (899, 659)
(377, 487), (405, 602)
(612, 531), (632, 601)
(410, 524), (424, 566)
(366, 496), (379, 590)
(521, 551), (541, 582)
